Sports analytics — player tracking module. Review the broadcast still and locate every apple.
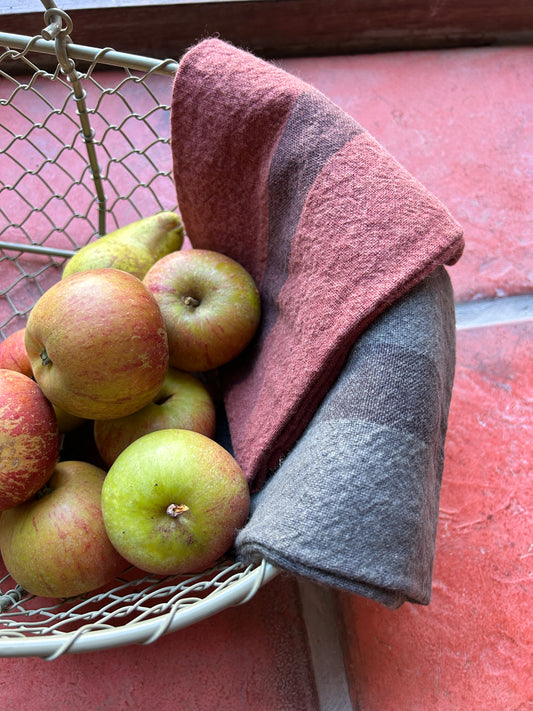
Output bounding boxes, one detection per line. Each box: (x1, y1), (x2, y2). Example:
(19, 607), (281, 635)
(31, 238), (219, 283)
(0, 328), (85, 433)
(52, 404), (86, 434)
(143, 249), (261, 372)
(0, 460), (126, 598)
(0, 328), (33, 378)
(25, 268), (169, 420)
(0, 369), (60, 511)
(94, 367), (217, 467)
(101, 428), (250, 575)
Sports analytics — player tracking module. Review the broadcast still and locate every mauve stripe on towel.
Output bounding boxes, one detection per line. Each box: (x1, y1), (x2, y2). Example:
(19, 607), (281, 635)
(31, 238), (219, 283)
(261, 90), (363, 339)
(224, 127), (463, 484)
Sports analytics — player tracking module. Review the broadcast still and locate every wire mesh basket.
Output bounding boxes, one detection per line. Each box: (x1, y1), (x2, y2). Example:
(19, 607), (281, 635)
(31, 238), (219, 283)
(0, 3), (278, 659)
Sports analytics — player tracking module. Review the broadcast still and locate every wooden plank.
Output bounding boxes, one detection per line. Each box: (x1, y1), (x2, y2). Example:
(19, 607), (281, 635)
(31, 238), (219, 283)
(2, 0), (532, 64)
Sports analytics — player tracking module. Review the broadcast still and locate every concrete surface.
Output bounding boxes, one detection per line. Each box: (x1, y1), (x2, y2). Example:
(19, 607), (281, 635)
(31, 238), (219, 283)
(0, 43), (531, 710)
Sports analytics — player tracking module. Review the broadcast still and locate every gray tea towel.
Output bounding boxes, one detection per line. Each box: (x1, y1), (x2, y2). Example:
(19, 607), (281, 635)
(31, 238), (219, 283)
(235, 266), (456, 607)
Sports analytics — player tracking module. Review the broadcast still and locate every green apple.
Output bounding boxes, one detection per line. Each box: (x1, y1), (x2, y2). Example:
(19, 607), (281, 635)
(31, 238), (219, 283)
(101, 429), (250, 575)
(25, 268), (169, 420)
(143, 249), (261, 372)
(94, 367), (217, 467)
(0, 369), (60, 511)
(0, 460), (126, 598)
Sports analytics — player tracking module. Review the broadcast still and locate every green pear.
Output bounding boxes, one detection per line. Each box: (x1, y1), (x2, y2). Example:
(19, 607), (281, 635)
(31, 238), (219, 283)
(62, 211), (184, 280)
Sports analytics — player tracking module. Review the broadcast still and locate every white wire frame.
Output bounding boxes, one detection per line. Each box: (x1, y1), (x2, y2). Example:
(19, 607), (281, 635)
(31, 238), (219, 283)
(0, 21), (278, 659)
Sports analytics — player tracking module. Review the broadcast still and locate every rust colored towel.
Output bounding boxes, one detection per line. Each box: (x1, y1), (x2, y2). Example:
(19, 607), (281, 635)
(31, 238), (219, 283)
(170, 39), (463, 491)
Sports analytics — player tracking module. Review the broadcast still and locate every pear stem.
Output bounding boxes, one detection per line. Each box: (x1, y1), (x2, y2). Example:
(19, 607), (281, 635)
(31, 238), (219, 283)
(166, 503), (190, 518)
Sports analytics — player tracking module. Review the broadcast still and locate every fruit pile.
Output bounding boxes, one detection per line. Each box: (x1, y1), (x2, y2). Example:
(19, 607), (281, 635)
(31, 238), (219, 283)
(0, 212), (261, 600)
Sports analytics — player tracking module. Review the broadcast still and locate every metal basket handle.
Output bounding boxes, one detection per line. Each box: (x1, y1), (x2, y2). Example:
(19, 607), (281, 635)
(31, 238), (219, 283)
(40, 0), (107, 237)
(0, 1), (177, 258)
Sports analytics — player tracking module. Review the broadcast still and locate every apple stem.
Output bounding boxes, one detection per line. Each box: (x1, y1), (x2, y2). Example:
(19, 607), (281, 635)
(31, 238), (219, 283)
(182, 295), (200, 308)
(40, 348), (52, 366)
(166, 503), (190, 518)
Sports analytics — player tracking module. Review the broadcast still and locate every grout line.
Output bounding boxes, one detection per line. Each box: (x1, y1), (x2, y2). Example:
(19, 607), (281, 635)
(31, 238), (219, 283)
(455, 293), (533, 330)
(298, 578), (353, 711)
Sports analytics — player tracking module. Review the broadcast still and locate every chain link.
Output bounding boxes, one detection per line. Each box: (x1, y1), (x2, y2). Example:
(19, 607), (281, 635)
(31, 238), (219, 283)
(0, 23), (178, 338)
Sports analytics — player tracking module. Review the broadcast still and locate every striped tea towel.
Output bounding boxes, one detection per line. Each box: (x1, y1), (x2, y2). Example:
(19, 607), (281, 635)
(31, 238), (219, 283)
(236, 265), (456, 607)
(170, 39), (464, 605)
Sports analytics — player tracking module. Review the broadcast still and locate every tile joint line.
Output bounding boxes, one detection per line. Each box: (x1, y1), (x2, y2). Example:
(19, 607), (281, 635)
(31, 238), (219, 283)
(455, 293), (533, 330)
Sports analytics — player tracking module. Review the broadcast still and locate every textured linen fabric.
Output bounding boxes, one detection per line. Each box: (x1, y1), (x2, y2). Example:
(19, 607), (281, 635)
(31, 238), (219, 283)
(170, 39), (464, 605)
(235, 266), (456, 607)
(171, 38), (464, 490)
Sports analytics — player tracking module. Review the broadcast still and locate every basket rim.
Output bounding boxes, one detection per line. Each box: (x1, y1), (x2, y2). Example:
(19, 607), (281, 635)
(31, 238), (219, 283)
(0, 30), (179, 76)
(0, 560), (279, 659)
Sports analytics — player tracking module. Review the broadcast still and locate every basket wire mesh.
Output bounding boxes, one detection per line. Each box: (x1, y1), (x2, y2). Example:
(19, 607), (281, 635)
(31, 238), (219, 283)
(0, 3), (277, 659)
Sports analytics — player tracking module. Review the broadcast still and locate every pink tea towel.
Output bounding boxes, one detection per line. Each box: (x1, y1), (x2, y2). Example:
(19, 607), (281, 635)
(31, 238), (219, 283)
(170, 38), (464, 491)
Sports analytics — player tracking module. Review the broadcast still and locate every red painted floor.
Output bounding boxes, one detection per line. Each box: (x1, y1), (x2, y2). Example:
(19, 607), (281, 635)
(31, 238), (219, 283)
(1, 42), (532, 710)
(337, 323), (532, 710)
(279, 46), (532, 711)
(0, 575), (319, 710)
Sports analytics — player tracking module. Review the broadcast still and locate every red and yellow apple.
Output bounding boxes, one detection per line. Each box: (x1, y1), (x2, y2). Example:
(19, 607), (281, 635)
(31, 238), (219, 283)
(0, 369), (60, 511)
(0, 460), (127, 598)
(94, 367), (217, 467)
(143, 249), (261, 372)
(25, 268), (169, 420)
(0, 328), (33, 378)
(52, 405), (86, 434)
(101, 428), (250, 575)
(0, 328), (84, 433)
